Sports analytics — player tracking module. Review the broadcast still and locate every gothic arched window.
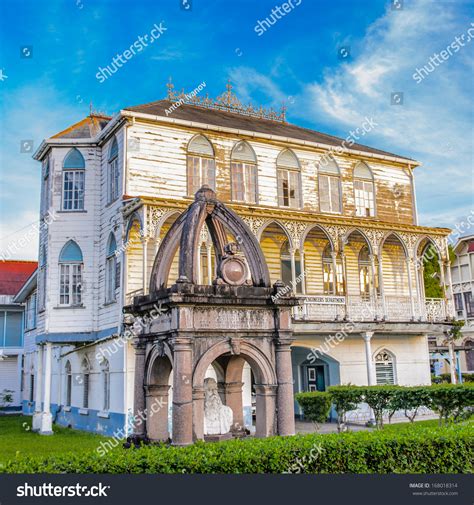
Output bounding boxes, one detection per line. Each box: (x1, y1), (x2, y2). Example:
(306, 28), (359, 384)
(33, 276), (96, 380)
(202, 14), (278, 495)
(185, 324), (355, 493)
(231, 141), (258, 203)
(187, 135), (216, 195)
(374, 350), (396, 385)
(354, 161), (375, 217)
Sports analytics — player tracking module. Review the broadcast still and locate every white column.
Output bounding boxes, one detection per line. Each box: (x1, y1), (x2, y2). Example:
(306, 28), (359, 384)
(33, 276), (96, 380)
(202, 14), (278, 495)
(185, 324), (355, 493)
(331, 251), (338, 295)
(406, 256), (416, 320)
(290, 248), (297, 292)
(300, 250), (306, 295)
(363, 331), (375, 385)
(445, 260), (455, 319)
(32, 345), (44, 431)
(369, 254), (378, 319)
(141, 238), (148, 294)
(40, 342), (53, 435)
(378, 253), (387, 319)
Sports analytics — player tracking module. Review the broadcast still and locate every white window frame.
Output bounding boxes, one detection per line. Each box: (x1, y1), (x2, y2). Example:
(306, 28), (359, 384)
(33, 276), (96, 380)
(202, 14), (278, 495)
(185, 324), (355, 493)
(277, 168), (301, 208)
(187, 155), (215, 195)
(107, 157), (119, 204)
(59, 263), (82, 306)
(374, 350), (396, 385)
(105, 254), (116, 303)
(319, 174), (342, 214)
(231, 162), (257, 203)
(354, 179), (375, 217)
(62, 170), (85, 211)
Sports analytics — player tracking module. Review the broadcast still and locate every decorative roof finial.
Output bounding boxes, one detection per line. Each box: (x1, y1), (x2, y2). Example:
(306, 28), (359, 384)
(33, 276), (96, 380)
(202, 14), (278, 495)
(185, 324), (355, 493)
(163, 79), (287, 123)
(166, 76), (176, 100)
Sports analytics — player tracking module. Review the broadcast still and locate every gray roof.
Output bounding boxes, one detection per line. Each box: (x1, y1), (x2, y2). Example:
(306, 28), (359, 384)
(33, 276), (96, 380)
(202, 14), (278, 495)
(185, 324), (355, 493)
(125, 99), (414, 161)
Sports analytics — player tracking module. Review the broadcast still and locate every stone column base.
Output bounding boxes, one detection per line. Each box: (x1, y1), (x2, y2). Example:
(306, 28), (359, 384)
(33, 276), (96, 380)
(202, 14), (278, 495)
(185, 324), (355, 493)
(32, 412), (42, 432)
(39, 412), (53, 435)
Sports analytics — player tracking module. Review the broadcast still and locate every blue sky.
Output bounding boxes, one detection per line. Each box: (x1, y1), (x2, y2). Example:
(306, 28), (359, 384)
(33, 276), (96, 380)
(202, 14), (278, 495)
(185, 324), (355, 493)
(0, 0), (473, 260)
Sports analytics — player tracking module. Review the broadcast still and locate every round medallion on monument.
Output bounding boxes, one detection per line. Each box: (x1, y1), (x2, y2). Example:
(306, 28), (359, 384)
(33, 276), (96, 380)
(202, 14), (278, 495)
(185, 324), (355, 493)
(220, 256), (248, 286)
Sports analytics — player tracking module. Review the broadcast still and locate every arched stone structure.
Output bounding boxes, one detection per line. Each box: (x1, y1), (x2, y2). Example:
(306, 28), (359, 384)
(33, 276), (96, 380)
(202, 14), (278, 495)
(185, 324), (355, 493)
(126, 187), (299, 445)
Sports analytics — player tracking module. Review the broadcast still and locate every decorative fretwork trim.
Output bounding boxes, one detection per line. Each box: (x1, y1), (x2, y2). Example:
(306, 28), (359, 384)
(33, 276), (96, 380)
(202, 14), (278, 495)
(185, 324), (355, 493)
(166, 79), (287, 123)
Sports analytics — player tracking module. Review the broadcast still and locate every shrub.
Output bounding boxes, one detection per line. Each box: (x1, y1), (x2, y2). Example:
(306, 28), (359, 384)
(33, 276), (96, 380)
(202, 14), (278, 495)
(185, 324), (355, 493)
(362, 386), (400, 429)
(399, 386), (432, 423)
(327, 386), (363, 431)
(295, 392), (332, 424)
(428, 383), (474, 425)
(1, 424), (471, 474)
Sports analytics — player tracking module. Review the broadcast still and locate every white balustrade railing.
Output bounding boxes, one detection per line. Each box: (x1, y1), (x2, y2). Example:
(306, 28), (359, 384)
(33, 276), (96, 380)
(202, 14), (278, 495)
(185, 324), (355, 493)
(293, 294), (450, 323)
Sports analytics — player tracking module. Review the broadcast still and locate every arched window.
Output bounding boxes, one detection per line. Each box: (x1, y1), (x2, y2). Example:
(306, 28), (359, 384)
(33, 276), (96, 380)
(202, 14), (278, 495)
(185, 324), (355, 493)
(58, 240), (83, 306)
(105, 233), (118, 302)
(319, 156), (341, 213)
(81, 359), (90, 409)
(354, 162), (375, 217)
(65, 361), (72, 406)
(322, 244), (344, 295)
(187, 135), (215, 195)
(107, 137), (119, 203)
(101, 359), (110, 411)
(231, 141), (258, 203)
(277, 149), (301, 208)
(62, 148), (85, 211)
(280, 240), (302, 294)
(374, 350), (395, 385)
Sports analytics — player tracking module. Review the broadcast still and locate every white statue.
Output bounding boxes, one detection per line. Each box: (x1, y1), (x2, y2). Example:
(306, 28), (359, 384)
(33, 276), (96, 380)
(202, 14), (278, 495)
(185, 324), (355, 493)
(203, 378), (233, 435)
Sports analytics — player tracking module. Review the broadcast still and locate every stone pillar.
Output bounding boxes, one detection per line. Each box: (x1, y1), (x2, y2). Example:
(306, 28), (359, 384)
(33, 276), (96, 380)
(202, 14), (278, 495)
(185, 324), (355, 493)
(192, 386), (205, 441)
(39, 342), (53, 435)
(132, 344), (147, 437)
(363, 331), (375, 385)
(32, 345), (43, 431)
(172, 337), (193, 446)
(224, 381), (244, 431)
(206, 245), (213, 285)
(275, 341), (295, 436)
(254, 384), (277, 438)
(197, 244), (202, 284)
(145, 384), (170, 441)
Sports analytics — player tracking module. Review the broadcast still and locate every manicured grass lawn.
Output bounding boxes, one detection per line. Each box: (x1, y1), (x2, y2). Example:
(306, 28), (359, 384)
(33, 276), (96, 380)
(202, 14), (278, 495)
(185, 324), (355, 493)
(382, 418), (473, 432)
(0, 415), (113, 465)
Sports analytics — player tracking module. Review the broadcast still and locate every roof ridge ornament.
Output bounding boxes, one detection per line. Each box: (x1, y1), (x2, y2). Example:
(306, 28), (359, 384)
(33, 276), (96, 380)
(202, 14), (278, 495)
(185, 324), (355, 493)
(165, 77), (287, 123)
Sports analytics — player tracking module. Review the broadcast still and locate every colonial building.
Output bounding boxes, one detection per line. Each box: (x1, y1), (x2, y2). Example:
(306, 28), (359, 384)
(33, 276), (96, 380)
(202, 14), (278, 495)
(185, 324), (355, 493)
(23, 83), (455, 439)
(0, 260), (37, 411)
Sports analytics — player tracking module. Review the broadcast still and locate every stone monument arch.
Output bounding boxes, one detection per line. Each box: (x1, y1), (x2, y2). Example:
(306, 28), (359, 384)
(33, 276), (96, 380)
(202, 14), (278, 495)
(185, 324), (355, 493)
(126, 186), (299, 445)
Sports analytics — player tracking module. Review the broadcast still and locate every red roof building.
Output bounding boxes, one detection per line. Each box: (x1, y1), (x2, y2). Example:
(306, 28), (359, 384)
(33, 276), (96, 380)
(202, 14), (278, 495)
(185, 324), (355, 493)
(0, 261), (38, 296)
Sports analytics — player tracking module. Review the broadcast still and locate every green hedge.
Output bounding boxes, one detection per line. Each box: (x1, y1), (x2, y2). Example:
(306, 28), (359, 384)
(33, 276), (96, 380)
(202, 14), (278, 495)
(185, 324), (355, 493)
(328, 384), (474, 428)
(432, 373), (474, 384)
(295, 392), (332, 423)
(1, 425), (472, 474)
